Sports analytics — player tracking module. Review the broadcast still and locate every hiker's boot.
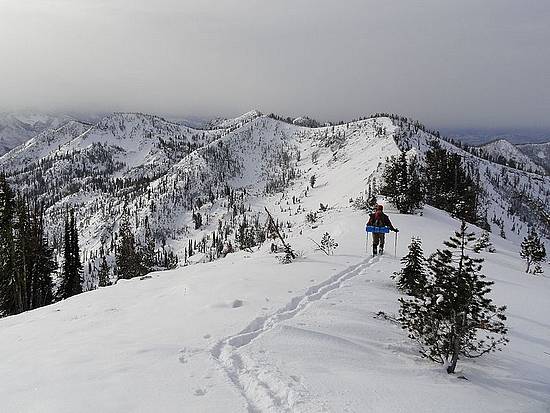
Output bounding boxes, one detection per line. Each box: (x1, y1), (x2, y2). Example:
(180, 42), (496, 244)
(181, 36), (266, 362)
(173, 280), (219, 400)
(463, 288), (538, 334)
(379, 248), (384, 255)
(373, 246), (377, 256)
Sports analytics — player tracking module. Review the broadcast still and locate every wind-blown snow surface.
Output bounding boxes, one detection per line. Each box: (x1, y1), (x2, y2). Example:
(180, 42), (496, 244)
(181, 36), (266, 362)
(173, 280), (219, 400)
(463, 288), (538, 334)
(1, 205), (549, 412)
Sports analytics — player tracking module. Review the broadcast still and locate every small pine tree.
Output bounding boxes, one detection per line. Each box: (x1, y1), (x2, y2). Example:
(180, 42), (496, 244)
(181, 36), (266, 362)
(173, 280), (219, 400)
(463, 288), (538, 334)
(319, 232), (338, 255)
(473, 230), (494, 253)
(520, 228), (546, 274)
(394, 237), (427, 297)
(278, 244), (296, 264)
(399, 221), (508, 374)
(310, 175), (316, 188)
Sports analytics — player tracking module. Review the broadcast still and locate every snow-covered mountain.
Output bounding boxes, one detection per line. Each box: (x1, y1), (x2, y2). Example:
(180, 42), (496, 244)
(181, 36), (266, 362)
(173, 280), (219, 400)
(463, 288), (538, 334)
(1, 110), (549, 411)
(517, 142), (550, 174)
(468, 138), (546, 175)
(1, 111), (549, 291)
(0, 112), (77, 156)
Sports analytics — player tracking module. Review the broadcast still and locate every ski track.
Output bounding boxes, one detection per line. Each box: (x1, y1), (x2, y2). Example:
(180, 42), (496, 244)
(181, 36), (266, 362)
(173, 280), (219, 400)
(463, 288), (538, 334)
(210, 256), (381, 413)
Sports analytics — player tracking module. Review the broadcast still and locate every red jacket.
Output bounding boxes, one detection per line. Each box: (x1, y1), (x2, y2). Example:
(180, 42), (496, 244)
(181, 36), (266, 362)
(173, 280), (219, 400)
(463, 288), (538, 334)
(367, 211), (396, 231)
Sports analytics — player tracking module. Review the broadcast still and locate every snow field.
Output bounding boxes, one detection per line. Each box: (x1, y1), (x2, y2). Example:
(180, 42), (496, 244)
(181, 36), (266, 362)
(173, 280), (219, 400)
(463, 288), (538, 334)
(1, 206), (548, 412)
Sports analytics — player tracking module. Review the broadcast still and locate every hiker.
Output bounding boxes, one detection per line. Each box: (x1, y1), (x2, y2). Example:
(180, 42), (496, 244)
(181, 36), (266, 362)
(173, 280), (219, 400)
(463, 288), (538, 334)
(367, 204), (399, 255)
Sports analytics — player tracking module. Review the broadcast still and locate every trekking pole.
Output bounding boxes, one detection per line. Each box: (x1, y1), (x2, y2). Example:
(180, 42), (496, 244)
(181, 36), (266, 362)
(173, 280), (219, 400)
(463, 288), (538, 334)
(394, 231), (398, 256)
(366, 231), (369, 254)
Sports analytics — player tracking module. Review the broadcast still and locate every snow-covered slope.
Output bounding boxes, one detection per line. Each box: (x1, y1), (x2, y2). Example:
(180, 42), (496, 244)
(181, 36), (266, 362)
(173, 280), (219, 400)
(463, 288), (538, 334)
(0, 112), (76, 156)
(517, 142), (550, 174)
(1, 112), (549, 289)
(0, 206), (548, 412)
(469, 138), (546, 175)
(1, 110), (549, 412)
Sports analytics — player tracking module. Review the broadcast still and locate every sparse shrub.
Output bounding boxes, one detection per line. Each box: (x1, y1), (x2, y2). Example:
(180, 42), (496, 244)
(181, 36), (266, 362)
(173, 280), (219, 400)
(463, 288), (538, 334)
(320, 232), (338, 255)
(306, 211), (318, 223)
(278, 244), (296, 264)
(473, 230), (495, 253)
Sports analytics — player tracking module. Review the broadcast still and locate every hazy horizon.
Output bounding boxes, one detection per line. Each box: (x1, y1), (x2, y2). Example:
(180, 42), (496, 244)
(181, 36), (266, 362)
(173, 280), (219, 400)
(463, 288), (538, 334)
(1, 0), (549, 130)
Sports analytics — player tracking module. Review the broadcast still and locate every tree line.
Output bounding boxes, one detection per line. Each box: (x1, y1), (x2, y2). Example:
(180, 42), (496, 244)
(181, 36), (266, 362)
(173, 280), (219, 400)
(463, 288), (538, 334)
(0, 175), (57, 316)
(380, 140), (489, 229)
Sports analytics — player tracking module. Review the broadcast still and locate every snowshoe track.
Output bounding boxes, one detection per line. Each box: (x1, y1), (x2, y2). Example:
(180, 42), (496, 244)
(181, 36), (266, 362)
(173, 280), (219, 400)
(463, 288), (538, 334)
(211, 256), (380, 412)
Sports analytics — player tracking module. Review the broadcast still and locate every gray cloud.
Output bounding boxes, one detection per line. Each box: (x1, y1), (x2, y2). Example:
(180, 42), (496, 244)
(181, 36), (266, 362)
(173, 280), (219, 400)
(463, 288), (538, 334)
(1, 0), (549, 129)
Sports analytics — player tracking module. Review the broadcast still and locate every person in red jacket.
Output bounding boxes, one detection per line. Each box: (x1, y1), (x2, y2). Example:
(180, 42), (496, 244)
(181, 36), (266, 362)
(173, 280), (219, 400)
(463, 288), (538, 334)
(367, 204), (398, 255)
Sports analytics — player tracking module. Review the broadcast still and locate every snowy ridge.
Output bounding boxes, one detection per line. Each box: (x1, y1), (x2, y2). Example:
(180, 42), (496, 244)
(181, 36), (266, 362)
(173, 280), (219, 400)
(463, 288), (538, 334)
(517, 141), (550, 174)
(472, 138), (545, 175)
(0, 110), (548, 288)
(0, 104), (549, 413)
(393, 122), (550, 241)
(0, 112), (76, 156)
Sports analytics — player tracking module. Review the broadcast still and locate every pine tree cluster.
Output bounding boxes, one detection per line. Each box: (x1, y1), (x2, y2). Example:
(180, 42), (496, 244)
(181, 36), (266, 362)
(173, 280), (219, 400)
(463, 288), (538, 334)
(115, 209), (178, 280)
(380, 151), (424, 214)
(423, 141), (489, 229)
(0, 176), (57, 316)
(58, 209), (83, 299)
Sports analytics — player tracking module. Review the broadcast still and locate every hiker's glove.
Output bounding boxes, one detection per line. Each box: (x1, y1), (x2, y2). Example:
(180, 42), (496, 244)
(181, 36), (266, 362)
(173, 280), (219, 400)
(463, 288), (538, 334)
(394, 228), (399, 233)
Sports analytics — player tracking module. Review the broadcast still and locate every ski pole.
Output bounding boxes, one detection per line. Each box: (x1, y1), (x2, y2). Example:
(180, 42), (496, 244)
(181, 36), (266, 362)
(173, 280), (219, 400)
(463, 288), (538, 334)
(394, 231), (398, 256)
(366, 231), (369, 254)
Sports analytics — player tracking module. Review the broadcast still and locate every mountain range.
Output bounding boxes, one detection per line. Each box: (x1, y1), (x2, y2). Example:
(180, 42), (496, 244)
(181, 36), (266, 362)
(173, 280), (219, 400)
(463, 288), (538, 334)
(0, 110), (549, 290)
(0, 110), (549, 412)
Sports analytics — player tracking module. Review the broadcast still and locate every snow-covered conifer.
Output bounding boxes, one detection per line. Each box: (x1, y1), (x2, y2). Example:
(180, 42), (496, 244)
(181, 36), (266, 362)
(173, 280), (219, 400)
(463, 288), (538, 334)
(98, 256), (111, 287)
(520, 228), (546, 274)
(399, 221), (508, 374)
(394, 237), (427, 297)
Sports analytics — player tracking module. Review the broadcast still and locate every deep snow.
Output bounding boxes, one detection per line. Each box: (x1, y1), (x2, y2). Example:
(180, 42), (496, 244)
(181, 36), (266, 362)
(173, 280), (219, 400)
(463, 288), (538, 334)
(0, 206), (548, 412)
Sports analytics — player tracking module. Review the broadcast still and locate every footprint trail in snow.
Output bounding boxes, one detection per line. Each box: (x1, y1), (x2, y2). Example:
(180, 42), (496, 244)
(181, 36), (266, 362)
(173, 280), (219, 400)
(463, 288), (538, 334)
(211, 256), (381, 413)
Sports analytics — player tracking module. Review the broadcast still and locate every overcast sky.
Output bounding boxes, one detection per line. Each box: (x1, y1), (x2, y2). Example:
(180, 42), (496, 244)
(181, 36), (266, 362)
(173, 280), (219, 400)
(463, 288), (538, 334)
(1, 0), (549, 129)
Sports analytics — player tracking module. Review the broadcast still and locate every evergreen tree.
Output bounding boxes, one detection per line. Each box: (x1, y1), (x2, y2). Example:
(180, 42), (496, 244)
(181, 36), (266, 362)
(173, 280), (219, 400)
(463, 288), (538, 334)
(115, 210), (141, 279)
(141, 218), (156, 274)
(58, 209), (83, 299)
(13, 197), (30, 312)
(0, 176), (17, 315)
(394, 237), (427, 297)
(423, 141), (484, 226)
(98, 256), (111, 287)
(473, 230), (495, 253)
(380, 152), (424, 214)
(192, 212), (202, 230)
(405, 155), (425, 213)
(319, 232), (338, 255)
(0, 180), (55, 315)
(399, 221), (508, 374)
(520, 228), (546, 274)
(30, 208), (56, 308)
